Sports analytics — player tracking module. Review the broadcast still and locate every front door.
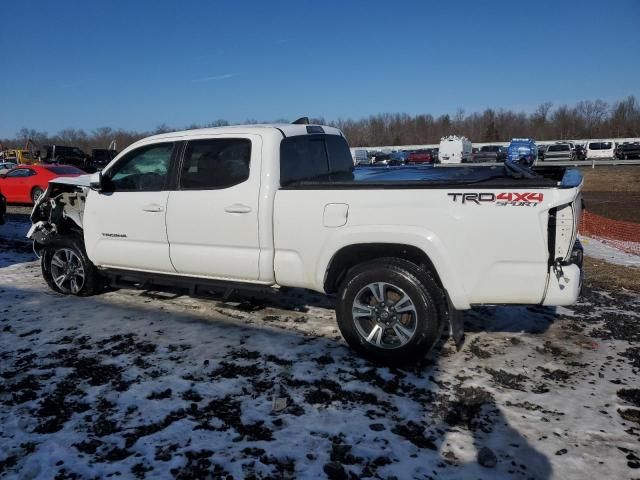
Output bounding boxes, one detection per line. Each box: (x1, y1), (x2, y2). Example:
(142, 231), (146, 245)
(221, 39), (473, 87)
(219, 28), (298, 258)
(165, 135), (261, 281)
(84, 142), (177, 273)
(0, 168), (34, 202)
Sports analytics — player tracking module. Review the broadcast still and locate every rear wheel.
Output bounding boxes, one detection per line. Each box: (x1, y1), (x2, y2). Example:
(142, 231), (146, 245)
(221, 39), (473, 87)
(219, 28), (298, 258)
(336, 258), (443, 365)
(42, 236), (99, 296)
(31, 187), (44, 204)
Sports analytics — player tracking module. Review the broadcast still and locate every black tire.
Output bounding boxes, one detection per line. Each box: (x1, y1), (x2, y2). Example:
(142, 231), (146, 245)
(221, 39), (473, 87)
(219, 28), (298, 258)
(31, 187), (44, 204)
(41, 236), (100, 296)
(335, 257), (444, 365)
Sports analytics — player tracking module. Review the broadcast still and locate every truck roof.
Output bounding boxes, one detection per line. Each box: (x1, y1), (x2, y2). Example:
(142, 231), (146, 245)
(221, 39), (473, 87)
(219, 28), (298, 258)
(143, 124), (344, 142)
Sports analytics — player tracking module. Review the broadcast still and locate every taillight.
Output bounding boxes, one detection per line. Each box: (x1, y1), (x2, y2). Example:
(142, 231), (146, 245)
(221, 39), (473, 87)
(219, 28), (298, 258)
(553, 203), (576, 262)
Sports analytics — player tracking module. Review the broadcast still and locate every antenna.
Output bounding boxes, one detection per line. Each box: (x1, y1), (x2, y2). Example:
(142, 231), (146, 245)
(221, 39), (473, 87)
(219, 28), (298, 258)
(292, 117), (310, 125)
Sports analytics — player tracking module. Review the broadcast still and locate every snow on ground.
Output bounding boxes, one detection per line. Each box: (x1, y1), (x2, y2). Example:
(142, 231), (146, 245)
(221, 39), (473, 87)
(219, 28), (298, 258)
(1, 248), (640, 479)
(0, 216), (30, 243)
(580, 236), (640, 267)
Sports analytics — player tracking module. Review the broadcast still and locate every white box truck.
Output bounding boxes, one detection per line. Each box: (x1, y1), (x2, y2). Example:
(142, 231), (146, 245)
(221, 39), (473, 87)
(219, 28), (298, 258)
(439, 135), (473, 164)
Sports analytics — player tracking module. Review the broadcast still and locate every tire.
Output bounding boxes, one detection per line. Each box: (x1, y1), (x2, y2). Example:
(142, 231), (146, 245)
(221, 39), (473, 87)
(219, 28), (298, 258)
(41, 236), (99, 296)
(31, 187), (44, 204)
(335, 257), (444, 365)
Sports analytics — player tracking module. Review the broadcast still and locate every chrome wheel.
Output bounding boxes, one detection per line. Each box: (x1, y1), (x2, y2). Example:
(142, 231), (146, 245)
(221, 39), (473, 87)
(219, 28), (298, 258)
(351, 281), (418, 349)
(50, 248), (85, 294)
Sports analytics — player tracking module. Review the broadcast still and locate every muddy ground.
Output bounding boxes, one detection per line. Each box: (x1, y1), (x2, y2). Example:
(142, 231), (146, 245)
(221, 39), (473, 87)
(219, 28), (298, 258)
(580, 165), (640, 223)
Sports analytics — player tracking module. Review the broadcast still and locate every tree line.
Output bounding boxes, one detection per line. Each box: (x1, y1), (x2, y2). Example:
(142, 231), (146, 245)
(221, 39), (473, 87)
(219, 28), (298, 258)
(2, 96), (639, 153)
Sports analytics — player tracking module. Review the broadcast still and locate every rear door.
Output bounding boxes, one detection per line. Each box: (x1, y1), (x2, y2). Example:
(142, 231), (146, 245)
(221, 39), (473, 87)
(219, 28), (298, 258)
(84, 142), (177, 272)
(165, 134), (262, 281)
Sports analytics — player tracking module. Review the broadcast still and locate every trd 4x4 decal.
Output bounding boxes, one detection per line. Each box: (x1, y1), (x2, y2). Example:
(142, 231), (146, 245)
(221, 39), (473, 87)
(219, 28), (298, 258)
(448, 192), (543, 206)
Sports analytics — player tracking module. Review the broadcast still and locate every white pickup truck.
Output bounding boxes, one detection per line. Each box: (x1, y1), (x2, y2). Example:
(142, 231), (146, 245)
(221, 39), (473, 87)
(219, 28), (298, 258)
(28, 122), (584, 364)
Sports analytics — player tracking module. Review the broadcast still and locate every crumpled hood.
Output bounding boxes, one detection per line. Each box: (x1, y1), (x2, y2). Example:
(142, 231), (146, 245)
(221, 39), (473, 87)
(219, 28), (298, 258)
(49, 174), (92, 187)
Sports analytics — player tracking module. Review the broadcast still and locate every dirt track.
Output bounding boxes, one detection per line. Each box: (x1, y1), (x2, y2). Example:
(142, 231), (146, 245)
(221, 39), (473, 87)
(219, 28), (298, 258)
(580, 166), (640, 223)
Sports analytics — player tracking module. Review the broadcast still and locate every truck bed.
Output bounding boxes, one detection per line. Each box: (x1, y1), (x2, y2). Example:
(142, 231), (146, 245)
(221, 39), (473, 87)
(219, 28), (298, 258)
(284, 165), (581, 190)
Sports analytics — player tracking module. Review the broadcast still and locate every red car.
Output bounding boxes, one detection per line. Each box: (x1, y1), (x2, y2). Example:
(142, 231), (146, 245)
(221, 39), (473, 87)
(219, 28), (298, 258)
(407, 149), (436, 164)
(0, 165), (85, 204)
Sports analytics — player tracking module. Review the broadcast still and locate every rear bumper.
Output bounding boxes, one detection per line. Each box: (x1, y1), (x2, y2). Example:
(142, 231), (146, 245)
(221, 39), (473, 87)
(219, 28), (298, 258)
(542, 241), (584, 306)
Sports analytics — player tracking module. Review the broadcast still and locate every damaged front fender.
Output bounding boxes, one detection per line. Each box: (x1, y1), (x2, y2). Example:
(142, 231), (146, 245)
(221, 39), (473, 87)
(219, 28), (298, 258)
(28, 177), (91, 253)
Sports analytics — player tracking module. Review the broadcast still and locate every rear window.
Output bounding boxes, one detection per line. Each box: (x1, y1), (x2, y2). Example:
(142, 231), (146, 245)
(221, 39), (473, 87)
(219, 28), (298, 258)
(280, 134), (352, 185)
(601, 142), (612, 149)
(45, 166), (84, 175)
(481, 146), (499, 152)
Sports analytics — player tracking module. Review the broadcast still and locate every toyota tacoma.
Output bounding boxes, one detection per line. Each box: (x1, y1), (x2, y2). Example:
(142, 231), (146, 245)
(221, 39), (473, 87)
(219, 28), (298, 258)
(28, 122), (584, 364)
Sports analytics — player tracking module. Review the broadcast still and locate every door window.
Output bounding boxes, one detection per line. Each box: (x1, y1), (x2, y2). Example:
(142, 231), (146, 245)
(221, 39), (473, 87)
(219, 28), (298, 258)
(107, 143), (174, 191)
(179, 139), (251, 189)
(6, 168), (34, 177)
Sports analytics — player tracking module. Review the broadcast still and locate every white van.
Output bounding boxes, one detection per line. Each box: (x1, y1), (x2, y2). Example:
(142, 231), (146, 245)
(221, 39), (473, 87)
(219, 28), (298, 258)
(439, 135), (473, 164)
(586, 140), (615, 159)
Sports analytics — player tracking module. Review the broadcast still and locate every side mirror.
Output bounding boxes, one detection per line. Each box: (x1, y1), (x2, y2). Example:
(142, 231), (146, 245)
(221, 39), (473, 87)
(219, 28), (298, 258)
(0, 173), (6, 179)
(89, 171), (102, 191)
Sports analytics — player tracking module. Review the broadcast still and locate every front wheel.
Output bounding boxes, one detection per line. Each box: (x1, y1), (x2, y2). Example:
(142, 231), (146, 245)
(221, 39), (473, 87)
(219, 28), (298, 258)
(41, 237), (99, 296)
(336, 258), (443, 365)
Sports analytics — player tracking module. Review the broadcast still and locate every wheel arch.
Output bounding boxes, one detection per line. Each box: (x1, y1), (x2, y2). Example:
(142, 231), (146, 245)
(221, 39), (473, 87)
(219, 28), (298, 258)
(324, 243), (440, 292)
(320, 235), (470, 310)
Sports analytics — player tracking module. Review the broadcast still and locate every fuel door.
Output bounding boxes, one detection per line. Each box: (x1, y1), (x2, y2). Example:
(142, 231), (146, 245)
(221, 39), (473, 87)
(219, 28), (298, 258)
(323, 203), (349, 228)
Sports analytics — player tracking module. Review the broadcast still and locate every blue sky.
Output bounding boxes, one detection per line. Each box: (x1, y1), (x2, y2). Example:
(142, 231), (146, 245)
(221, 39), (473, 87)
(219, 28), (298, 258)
(1, 0), (639, 137)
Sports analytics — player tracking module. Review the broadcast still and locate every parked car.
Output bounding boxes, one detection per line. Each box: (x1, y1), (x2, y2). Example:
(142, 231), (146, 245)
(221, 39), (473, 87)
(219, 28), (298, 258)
(0, 161), (18, 175)
(390, 151), (409, 164)
(406, 149), (437, 164)
(507, 138), (538, 166)
(586, 141), (615, 160)
(0, 165), (84, 204)
(371, 152), (393, 166)
(439, 136), (473, 164)
(537, 145), (548, 161)
(543, 143), (575, 161)
(473, 145), (508, 163)
(41, 145), (91, 172)
(0, 190), (6, 225)
(614, 142), (640, 159)
(28, 122), (584, 364)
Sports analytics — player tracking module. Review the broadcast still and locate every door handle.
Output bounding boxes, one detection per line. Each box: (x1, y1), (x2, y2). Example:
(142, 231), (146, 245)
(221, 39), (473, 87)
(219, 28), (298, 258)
(224, 204), (252, 214)
(142, 203), (164, 212)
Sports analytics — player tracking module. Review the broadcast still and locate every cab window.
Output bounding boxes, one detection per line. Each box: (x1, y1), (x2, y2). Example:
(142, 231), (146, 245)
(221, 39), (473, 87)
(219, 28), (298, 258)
(180, 139), (251, 189)
(107, 143), (174, 192)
